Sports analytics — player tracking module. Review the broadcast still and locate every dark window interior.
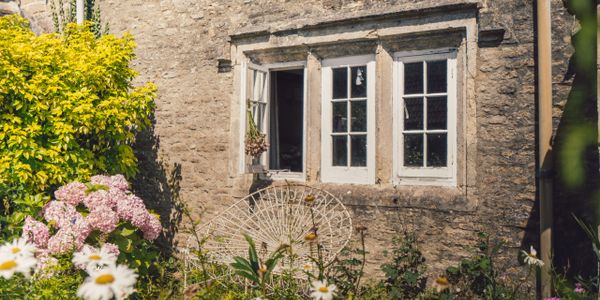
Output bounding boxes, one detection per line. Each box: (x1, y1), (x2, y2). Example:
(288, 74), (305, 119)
(269, 69), (304, 172)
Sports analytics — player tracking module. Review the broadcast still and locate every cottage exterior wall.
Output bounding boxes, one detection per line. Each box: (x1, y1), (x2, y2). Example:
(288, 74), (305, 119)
(9, 0), (581, 278)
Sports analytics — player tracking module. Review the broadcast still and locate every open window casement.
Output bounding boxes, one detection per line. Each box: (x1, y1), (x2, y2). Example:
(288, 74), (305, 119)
(239, 61), (307, 177)
(240, 62), (269, 173)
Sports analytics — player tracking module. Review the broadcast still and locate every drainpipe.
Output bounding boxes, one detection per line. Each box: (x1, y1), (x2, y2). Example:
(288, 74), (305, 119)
(536, 0), (553, 298)
(76, 0), (84, 25)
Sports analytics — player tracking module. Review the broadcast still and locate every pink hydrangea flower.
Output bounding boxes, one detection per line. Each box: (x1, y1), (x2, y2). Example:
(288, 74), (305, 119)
(43, 201), (79, 229)
(83, 188), (127, 210)
(90, 174), (129, 191)
(116, 194), (147, 222)
(47, 229), (78, 254)
(22, 216), (50, 249)
(34, 254), (59, 279)
(54, 181), (87, 206)
(103, 242), (120, 257)
(141, 215), (162, 241)
(86, 206), (119, 233)
(46, 216), (90, 254)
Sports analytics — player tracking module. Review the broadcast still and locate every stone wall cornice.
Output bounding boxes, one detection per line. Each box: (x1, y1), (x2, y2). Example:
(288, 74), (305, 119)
(229, 2), (481, 43)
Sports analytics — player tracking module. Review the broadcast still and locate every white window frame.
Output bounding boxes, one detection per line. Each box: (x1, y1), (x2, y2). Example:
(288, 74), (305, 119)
(393, 49), (457, 185)
(321, 55), (376, 184)
(239, 60), (307, 181)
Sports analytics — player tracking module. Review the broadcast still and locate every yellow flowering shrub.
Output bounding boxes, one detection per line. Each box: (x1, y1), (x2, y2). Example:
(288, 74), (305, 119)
(0, 15), (156, 197)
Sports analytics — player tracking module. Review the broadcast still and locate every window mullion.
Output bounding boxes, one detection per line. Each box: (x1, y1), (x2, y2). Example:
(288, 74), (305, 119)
(422, 133), (427, 168)
(344, 66), (350, 167)
(346, 99), (351, 167)
(422, 61), (428, 168)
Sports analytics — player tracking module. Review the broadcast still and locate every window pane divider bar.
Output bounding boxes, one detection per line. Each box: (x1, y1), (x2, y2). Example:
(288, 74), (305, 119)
(422, 61), (428, 167)
(403, 93), (447, 98)
(402, 130), (448, 134)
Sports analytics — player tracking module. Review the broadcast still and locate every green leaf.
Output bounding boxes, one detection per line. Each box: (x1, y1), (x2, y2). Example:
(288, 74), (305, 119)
(234, 270), (259, 284)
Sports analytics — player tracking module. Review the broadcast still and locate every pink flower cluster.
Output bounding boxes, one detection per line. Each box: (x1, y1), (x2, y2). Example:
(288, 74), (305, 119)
(54, 181), (87, 206)
(21, 174), (162, 255)
(90, 174), (129, 191)
(22, 216), (50, 249)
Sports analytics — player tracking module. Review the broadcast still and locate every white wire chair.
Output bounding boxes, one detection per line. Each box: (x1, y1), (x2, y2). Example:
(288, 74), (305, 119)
(183, 184), (353, 285)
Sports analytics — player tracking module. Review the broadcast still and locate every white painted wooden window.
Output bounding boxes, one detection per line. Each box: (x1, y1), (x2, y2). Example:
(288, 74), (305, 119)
(393, 49), (457, 184)
(321, 55), (376, 184)
(239, 61), (307, 179)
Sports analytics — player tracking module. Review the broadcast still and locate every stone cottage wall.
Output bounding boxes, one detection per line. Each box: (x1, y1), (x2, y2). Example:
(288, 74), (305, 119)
(11, 0), (580, 279)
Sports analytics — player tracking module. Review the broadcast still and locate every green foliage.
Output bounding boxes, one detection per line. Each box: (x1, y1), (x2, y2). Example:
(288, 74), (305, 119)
(328, 245), (367, 297)
(0, 256), (82, 299)
(50, 0), (109, 37)
(552, 216), (600, 299)
(327, 227), (368, 298)
(1, 193), (48, 239)
(553, 273), (593, 300)
(443, 232), (525, 300)
(0, 15), (155, 202)
(380, 232), (427, 299)
(109, 223), (161, 277)
(230, 234), (289, 295)
(133, 255), (181, 300)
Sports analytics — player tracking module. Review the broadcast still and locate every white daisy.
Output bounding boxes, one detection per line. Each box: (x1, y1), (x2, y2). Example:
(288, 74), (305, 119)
(0, 237), (36, 258)
(310, 280), (336, 300)
(77, 264), (137, 300)
(73, 245), (118, 272)
(302, 263), (314, 272)
(0, 252), (37, 279)
(522, 246), (544, 267)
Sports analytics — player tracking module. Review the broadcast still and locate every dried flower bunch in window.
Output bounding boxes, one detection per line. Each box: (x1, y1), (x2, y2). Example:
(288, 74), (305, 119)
(245, 100), (269, 157)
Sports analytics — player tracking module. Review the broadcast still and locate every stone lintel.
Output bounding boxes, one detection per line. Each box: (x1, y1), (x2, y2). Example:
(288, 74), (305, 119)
(230, 2), (481, 43)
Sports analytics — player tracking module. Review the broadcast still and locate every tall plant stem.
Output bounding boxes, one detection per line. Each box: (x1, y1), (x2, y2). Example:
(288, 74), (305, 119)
(354, 230), (366, 295)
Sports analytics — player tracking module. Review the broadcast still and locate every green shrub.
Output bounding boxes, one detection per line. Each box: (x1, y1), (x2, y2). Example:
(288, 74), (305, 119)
(380, 232), (427, 299)
(327, 226), (368, 298)
(443, 232), (529, 300)
(0, 15), (155, 202)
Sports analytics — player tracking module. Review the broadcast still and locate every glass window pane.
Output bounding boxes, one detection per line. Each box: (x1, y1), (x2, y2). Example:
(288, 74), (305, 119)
(404, 62), (423, 94)
(332, 136), (348, 166)
(332, 101), (348, 132)
(351, 66), (367, 98)
(427, 60), (447, 93)
(404, 98), (423, 130)
(427, 133), (447, 167)
(427, 96), (447, 130)
(350, 100), (366, 132)
(332, 68), (348, 99)
(404, 134), (423, 167)
(350, 135), (367, 167)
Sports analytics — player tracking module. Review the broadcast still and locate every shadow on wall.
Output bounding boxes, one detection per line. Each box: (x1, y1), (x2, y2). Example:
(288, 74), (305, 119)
(552, 0), (598, 280)
(132, 114), (184, 255)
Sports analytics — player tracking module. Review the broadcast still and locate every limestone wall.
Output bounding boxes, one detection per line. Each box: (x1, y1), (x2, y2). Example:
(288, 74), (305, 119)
(5, 0), (579, 279)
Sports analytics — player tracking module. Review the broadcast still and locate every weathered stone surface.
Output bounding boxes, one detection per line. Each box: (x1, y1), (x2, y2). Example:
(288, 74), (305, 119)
(11, 0), (581, 284)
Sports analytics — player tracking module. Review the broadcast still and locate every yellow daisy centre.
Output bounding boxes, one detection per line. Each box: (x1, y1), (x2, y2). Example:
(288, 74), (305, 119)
(304, 232), (317, 241)
(0, 260), (17, 271)
(319, 286), (329, 293)
(11, 247), (21, 254)
(95, 274), (115, 285)
(436, 276), (449, 285)
(89, 255), (102, 261)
